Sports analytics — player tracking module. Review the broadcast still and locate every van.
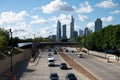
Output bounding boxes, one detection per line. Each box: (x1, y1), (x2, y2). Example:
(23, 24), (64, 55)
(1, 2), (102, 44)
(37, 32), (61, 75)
(47, 57), (55, 66)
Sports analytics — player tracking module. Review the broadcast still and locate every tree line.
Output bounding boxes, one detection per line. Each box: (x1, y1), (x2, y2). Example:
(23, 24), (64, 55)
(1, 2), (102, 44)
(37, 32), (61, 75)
(75, 24), (120, 54)
(0, 29), (52, 48)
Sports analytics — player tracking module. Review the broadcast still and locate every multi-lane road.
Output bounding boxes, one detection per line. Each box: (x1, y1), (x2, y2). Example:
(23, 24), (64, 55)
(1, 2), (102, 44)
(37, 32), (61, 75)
(65, 47), (120, 80)
(8, 47), (120, 80)
(14, 49), (89, 80)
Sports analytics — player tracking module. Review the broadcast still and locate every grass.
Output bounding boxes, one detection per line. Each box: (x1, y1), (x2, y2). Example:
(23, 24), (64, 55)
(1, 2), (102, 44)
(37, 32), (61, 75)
(0, 47), (23, 58)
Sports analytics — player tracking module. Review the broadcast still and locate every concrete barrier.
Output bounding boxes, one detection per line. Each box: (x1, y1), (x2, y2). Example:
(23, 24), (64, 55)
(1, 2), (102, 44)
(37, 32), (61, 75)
(0, 49), (31, 76)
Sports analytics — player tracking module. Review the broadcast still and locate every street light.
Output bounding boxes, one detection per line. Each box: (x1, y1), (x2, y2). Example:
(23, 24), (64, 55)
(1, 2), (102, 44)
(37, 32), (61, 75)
(9, 28), (13, 72)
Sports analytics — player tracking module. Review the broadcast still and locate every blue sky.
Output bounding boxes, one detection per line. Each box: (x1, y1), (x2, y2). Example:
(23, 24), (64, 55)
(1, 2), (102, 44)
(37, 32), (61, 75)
(0, 0), (120, 38)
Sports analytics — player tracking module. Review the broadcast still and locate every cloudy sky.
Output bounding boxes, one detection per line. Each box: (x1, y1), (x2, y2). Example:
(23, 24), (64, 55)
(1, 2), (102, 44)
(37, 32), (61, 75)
(0, 0), (120, 39)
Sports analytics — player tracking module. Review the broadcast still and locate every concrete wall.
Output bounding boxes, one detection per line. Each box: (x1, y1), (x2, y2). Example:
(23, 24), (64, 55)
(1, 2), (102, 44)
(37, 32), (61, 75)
(0, 50), (31, 75)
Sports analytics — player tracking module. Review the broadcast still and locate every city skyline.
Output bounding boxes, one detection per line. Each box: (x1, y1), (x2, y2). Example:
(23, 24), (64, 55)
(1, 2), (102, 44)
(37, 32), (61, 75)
(0, 0), (120, 39)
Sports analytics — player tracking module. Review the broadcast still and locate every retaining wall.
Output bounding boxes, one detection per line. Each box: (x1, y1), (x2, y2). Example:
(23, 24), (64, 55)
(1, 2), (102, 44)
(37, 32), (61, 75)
(0, 49), (31, 75)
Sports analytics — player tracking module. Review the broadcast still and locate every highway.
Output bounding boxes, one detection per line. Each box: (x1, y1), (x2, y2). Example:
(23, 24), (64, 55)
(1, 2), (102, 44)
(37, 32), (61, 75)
(13, 49), (89, 80)
(65, 47), (120, 80)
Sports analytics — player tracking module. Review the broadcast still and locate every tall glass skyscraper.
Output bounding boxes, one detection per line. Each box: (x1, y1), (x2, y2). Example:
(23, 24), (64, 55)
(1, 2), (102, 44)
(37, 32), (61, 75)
(62, 24), (67, 39)
(95, 18), (102, 31)
(70, 15), (74, 41)
(56, 20), (61, 41)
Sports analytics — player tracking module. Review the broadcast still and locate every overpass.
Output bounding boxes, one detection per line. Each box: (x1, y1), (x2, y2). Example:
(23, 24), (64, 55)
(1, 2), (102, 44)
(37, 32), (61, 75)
(18, 42), (82, 48)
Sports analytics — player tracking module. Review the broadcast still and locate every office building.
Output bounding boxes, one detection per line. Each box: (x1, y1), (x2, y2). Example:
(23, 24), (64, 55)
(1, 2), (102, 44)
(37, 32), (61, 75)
(49, 35), (56, 42)
(95, 18), (102, 31)
(74, 31), (78, 38)
(56, 20), (61, 41)
(84, 27), (92, 36)
(62, 24), (67, 39)
(79, 29), (83, 37)
(70, 15), (74, 41)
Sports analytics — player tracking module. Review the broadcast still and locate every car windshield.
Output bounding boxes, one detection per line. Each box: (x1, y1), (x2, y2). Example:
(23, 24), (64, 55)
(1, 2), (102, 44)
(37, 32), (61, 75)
(49, 60), (54, 62)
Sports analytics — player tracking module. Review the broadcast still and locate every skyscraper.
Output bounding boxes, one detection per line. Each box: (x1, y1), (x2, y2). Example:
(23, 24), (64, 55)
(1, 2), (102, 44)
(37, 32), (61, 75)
(84, 27), (92, 36)
(95, 18), (102, 31)
(56, 20), (61, 41)
(79, 29), (83, 37)
(70, 15), (74, 41)
(62, 24), (67, 39)
(74, 31), (78, 38)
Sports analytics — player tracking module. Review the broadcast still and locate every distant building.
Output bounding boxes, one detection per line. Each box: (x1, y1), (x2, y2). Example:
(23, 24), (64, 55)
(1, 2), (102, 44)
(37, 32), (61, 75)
(84, 27), (92, 36)
(56, 20), (61, 41)
(74, 31), (78, 38)
(62, 24), (67, 39)
(49, 35), (56, 42)
(70, 15), (74, 41)
(79, 29), (83, 37)
(95, 18), (102, 31)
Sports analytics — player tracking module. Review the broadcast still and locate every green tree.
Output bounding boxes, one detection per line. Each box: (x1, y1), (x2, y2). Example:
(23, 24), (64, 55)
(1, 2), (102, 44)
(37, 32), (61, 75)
(0, 29), (9, 47)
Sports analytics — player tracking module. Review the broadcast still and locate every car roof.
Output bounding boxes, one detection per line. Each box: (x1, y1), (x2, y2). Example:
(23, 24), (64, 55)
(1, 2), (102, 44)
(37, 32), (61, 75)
(48, 57), (54, 60)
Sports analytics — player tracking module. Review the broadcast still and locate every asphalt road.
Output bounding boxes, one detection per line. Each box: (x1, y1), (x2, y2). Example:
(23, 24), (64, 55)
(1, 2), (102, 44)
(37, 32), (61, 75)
(65, 47), (120, 80)
(12, 49), (89, 80)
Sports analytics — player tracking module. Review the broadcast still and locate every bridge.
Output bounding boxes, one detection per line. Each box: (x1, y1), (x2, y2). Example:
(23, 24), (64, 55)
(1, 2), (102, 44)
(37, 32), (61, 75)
(18, 42), (82, 48)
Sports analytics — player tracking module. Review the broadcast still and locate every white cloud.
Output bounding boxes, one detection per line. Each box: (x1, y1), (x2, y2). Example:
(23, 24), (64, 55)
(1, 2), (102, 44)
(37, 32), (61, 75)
(101, 16), (114, 22)
(78, 14), (89, 21)
(41, 0), (74, 14)
(110, 10), (120, 14)
(4, 22), (33, 38)
(30, 15), (48, 24)
(96, 0), (118, 8)
(50, 14), (71, 25)
(39, 25), (56, 37)
(86, 22), (94, 28)
(0, 11), (28, 25)
(76, 1), (93, 13)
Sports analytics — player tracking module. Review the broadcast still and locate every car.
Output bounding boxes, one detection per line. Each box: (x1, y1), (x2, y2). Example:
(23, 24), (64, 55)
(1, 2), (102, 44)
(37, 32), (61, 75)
(66, 73), (77, 80)
(60, 63), (67, 69)
(71, 50), (74, 53)
(48, 49), (51, 52)
(54, 51), (57, 54)
(48, 53), (52, 56)
(50, 73), (59, 80)
(66, 49), (68, 52)
(78, 54), (83, 58)
(47, 57), (55, 66)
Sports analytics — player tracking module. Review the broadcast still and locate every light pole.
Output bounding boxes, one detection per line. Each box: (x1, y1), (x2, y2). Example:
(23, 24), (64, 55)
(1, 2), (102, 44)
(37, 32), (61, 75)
(9, 28), (13, 72)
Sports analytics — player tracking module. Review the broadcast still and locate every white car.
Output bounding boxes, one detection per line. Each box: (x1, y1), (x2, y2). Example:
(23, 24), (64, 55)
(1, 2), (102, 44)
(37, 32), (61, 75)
(47, 57), (55, 66)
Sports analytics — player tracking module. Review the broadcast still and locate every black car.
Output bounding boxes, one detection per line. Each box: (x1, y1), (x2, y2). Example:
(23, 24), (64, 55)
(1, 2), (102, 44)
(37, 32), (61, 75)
(54, 51), (57, 54)
(66, 49), (68, 52)
(71, 50), (74, 53)
(48, 49), (51, 52)
(60, 63), (67, 69)
(50, 73), (59, 80)
(66, 73), (77, 80)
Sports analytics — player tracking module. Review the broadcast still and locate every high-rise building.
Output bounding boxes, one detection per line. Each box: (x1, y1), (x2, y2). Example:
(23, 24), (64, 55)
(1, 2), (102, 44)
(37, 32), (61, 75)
(56, 20), (61, 41)
(95, 18), (102, 31)
(84, 27), (92, 36)
(74, 31), (78, 38)
(62, 24), (67, 39)
(49, 35), (56, 42)
(70, 15), (74, 41)
(79, 29), (83, 37)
